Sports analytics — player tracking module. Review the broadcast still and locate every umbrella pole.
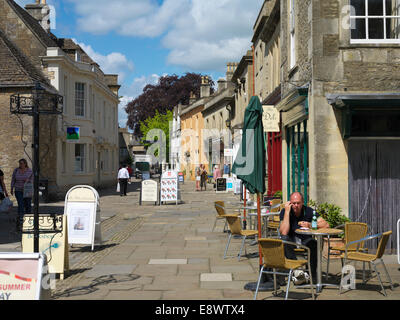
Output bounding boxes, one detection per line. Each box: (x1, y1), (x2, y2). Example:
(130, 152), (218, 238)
(243, 186), (247, 229)
(257, 193), (262, 266)
(244, 192), (276, 292)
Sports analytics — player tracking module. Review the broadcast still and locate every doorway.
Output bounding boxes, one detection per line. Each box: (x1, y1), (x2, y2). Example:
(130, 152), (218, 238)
(349, 140), (400, 252)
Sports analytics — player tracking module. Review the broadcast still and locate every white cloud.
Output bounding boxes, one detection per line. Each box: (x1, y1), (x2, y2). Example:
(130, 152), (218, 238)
(72, 39), (134, 82)
(67, 0), (264, 71)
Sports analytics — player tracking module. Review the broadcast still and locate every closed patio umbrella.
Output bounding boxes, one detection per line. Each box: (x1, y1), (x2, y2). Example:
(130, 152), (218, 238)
(232, 96), (274, 291)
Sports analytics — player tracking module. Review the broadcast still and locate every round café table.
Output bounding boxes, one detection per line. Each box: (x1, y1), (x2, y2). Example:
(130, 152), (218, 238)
(295, 228), (343, 293)
(239, 206), (270, 231)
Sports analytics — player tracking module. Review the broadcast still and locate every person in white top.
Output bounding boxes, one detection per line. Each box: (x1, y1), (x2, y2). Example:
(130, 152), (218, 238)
(118, 164), (130, 196)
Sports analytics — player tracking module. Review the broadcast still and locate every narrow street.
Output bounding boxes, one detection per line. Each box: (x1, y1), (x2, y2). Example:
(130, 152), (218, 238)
(2, 179), (395, 301)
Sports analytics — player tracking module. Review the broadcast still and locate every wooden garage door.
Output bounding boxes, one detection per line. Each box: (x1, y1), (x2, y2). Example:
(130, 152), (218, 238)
(349, 140), (400, 252)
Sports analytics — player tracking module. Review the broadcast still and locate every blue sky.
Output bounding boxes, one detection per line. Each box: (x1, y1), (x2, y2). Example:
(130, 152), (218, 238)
(16, 0), (264, 127)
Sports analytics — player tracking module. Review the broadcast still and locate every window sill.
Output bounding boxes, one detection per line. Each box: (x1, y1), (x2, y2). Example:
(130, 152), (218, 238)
(341, 42), (400, 49)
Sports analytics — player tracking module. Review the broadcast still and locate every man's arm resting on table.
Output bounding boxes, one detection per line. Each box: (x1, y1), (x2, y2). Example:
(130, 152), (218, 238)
(317, 217), (330, 229)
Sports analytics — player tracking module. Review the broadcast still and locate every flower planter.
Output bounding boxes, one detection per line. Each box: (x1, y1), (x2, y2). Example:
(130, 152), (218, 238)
(323, 237), (345, 259)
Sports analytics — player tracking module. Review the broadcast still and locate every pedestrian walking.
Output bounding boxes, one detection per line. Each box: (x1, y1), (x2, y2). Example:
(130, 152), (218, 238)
(118, 164), (130, 196)
(195, 166), (201, 191)
(10, 159), (33, 228)
(200, 164), (208, 191)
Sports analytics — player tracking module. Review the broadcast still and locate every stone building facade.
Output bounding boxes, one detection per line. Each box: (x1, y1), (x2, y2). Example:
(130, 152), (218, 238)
(0, 0), (120, 200)
(202, 64), (237, 175)
(252, 0), (282, 196)
(230, 51), (254, 163)
(180, 76), (211, 181)
(277, 0), (400, 250)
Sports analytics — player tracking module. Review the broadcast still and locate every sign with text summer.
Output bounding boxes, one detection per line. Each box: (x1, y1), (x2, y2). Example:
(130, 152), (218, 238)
(262, 105), (280, 132)
(0, 253), (45, 300)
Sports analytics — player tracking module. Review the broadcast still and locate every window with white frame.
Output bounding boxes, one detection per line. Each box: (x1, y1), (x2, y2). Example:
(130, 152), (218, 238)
(75, 82), (85, 117)
(74, 144), (85, 173)
(289, 0), (296, 69)
(350, 0), (400, 43)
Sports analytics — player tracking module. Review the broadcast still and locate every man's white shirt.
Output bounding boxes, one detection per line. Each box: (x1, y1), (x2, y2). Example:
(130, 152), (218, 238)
(118, 168), (130, 179)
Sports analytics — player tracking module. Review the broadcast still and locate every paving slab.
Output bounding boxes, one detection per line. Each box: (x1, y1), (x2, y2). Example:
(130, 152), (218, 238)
(162, 290), (225, 300)
(200, 273), (232, 282)
(148, 259), (188, 265)
(105, 290), (162, 300)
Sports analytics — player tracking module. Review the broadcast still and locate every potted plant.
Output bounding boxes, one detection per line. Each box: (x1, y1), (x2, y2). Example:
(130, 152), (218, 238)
(273, 190), (283, 200)
(308, 199), (351, 258)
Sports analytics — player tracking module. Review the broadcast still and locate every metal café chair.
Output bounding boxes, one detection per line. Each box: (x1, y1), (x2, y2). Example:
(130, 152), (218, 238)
(254, 238), (315, 300)
(340, 231), (394, 296)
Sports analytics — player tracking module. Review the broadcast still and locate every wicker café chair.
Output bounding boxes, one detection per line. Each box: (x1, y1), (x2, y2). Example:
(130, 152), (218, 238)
(326, 222), (368, 277)
(254, 238), (315, 300)
(340, 231), (394, 296)
(266, 200), (282, 236)
(213, 201), (239, 232)
(223, 215), (258, 261)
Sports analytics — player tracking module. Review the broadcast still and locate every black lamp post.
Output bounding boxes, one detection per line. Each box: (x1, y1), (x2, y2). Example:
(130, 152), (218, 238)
(10, 82), (63, 253)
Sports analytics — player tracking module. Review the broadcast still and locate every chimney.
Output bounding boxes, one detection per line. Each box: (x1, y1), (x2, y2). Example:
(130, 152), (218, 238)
(226, 62), (238, 82)
(200, 76), (211, 98)
(189, 91), (196, 104)
(217, 78), (227, 92)
(25, 0), (51, 33)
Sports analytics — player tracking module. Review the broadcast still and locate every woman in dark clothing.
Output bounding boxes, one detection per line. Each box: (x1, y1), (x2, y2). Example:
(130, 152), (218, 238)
(200, 164), (208, 191)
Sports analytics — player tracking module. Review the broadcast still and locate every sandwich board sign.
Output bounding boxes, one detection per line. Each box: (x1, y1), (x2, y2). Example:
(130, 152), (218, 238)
(22, 214), (69, 280)
(216, 178), (228, 193)
(0, 253), (48, 300)
(160, 170), (178, 205)
(65, 185), (102, 251)
(140, 180), (158, 205)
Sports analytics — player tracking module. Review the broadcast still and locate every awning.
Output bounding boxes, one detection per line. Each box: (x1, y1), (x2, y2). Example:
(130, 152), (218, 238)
(327, 93), (400, 109)
(326, 93), (400, 139)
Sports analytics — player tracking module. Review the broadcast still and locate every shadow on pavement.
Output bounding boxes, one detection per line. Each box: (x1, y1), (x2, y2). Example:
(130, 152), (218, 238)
(69, 243), (118, 253)
(52, 274), (141, 299)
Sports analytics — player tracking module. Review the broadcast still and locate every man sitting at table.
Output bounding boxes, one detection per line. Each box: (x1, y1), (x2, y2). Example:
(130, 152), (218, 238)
(279, 192), (329, 283)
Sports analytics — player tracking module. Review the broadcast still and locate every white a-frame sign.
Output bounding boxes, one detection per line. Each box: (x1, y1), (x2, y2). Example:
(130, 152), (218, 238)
(64, 186), (102, 251)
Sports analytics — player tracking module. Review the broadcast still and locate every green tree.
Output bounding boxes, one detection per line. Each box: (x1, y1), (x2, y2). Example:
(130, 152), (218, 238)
(125, 73), (214, 137)
(140, 110), (173, 161)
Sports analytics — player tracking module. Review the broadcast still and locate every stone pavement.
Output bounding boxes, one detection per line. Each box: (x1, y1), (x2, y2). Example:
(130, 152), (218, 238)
(1, 179), (400, 300)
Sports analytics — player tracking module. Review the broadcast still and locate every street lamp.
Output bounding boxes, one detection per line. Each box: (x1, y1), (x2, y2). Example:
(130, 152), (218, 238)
(10, 82), (63, 253)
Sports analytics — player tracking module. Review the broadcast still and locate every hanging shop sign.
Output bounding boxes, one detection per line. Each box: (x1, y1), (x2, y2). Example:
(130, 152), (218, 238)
(66, 127), (80, 143)
(262, 105), (280, 132)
